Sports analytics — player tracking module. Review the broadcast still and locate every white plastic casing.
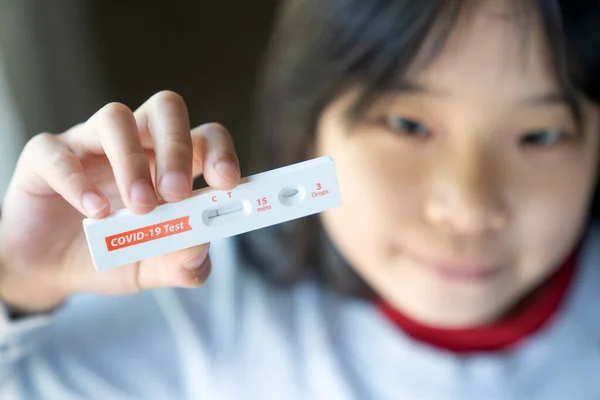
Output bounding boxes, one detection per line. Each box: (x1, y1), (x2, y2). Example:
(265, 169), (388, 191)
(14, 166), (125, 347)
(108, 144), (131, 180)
(83, 156), (341, 271)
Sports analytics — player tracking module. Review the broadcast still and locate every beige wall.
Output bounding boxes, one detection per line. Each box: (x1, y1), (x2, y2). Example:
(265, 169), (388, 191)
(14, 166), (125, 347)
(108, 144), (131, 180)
(0, 0), (109, 201)
(0, 55), (25, 201)
(0, 0), (278, 201)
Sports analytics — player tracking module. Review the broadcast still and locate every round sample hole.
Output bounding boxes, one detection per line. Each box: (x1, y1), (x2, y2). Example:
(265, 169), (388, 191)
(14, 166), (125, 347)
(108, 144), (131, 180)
(278, 185), (305, 206)
(281, 188), (299, 198)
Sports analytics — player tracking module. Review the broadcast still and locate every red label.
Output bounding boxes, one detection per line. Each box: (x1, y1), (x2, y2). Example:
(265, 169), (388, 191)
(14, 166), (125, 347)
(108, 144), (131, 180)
(105, 216), (192, 251)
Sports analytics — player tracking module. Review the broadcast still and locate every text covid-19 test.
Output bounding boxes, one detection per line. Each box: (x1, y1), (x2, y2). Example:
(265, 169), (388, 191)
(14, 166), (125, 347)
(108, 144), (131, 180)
(83, 156), (341, 271)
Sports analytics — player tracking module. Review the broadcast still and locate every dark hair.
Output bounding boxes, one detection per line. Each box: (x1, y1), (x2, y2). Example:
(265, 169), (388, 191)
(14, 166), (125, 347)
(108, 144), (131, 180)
(237, 0), (600, 297)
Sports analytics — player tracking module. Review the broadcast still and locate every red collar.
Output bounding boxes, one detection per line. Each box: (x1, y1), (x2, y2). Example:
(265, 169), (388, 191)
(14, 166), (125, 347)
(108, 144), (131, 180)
(376, 249), (578, 353)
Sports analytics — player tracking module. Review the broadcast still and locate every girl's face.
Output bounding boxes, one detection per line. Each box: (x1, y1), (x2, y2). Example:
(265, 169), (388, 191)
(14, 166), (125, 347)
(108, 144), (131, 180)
(315, 2), (600, 327)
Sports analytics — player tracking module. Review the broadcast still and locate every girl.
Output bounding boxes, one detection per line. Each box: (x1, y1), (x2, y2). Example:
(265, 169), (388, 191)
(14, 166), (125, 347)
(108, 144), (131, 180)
(2, 0), (600, 398)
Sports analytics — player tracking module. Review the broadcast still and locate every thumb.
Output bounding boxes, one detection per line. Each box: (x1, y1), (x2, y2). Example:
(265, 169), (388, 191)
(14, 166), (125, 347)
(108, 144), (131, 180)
(139, 243), (212, 289)
(82, 243), (212, 294)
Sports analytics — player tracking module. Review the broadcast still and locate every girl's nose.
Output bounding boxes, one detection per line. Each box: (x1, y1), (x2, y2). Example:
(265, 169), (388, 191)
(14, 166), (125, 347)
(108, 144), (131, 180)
(424, 151), (508, 235)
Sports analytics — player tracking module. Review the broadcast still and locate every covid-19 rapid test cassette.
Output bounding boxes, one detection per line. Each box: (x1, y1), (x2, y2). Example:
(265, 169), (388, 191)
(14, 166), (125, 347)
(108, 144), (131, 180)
(83, 156), (341, 271)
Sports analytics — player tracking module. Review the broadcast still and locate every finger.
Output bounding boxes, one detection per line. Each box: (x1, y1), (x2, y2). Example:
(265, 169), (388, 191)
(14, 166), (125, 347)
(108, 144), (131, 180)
(134, 91), (193, 203)
(191, 123), (241, 190)
(83, 102), (158, 214)
(21, 133), (111, 218)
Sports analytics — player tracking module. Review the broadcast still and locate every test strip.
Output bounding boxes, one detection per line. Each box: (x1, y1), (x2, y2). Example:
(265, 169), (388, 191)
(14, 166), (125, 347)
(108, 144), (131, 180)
(83, 156), (341, 271)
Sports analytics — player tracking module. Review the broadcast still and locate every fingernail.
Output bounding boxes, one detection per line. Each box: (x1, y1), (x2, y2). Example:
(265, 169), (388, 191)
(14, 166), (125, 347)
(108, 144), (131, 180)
(82, 191), (107, 215)
(130, 180), (157, 207)
(214, 158), (239, 181)
(160, 172), (190, 199)
(192, 260), (211, 283)
(181, 249), (209, 270)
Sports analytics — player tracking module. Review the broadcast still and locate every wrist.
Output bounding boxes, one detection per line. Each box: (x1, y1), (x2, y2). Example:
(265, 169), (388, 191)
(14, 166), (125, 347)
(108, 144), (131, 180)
(0, 256), (66, 315)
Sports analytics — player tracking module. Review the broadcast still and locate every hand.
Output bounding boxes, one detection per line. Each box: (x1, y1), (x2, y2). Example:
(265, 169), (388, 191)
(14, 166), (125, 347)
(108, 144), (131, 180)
(0, 91), (240, 313)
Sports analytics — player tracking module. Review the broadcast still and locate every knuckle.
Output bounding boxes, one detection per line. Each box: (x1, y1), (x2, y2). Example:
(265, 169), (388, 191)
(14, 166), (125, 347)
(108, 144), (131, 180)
(129, 152), (152, 171)
(151, 90), (185, 109)
(114, 151), (149, 173)
(196, 123), (236, 153)
(46, 147), (66, 171)
(60, 167), (85, 189)
(47, 151), (77, 180)
(198, 122), (230, 138)
(161, 135), (192, 156)
(97, 102), (134, 122)
(25, 132), (56, 153)
(44, 151), (86, 191)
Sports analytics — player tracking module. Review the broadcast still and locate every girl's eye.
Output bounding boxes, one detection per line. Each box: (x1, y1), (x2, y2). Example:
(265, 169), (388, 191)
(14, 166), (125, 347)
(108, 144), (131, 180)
(383, 116), (431, 138)
(520, 129), (566, 147)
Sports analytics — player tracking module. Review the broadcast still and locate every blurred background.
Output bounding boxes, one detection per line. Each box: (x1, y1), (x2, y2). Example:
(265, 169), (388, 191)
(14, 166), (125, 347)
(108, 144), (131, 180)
(0, 0), (279, 200)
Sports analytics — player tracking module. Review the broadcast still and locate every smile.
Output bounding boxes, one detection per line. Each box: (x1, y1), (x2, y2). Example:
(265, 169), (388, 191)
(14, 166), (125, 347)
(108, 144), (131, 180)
(404, 249), (503, 282)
